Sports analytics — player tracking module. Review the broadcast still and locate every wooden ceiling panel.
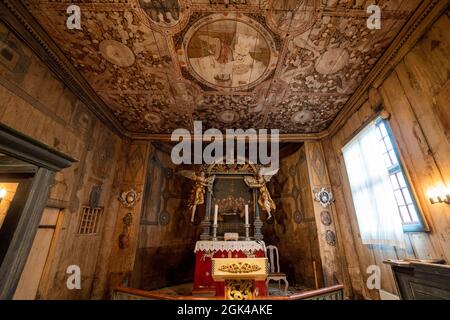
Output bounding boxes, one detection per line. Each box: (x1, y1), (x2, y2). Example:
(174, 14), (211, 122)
(24, 0), (421, 134)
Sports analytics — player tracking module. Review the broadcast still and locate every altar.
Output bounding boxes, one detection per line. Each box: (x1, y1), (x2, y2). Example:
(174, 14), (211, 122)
(181, 161), (276, 298)
(193, 240), (268, 296)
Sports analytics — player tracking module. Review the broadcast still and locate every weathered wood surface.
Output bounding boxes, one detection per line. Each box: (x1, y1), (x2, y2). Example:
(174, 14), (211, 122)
(304, 141), (353, 297)
(265, 145), (324, 290)
(13, 208), (60, 300)
(130, 145), (199, 291)
(323, 12), (450, 299)
(0, 21), (123, 299)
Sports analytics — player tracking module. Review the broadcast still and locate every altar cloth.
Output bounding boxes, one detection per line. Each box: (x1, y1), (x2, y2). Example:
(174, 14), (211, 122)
(194, 240), (265, 253)
(193, 240), (268, 296)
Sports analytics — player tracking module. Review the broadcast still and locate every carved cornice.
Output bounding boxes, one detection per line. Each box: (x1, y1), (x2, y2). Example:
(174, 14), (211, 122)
(327, 0), (449, 136)
(0, 0), (126, 137)
(0, 122), (76, 171)
(130, 132), (326, 142)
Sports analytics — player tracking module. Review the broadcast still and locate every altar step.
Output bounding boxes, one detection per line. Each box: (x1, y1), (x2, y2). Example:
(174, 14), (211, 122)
(191, 288), (216, 297)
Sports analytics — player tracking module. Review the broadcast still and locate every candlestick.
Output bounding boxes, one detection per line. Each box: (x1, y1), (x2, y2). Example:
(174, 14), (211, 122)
(245, 204), (249, 225)
(245, 223), (250, 241)
(213, 204), (218, 226)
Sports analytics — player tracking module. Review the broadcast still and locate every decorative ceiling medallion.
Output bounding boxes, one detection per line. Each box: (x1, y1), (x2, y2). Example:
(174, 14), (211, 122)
(315, 48), (349, 75)
(144, 111), (162, 124)
(291, 110), (314, 124)
(182, 13), (278, 92)
(267, 0), (320, 36)
(137, 0), (189, 32)
(218, 110), (239, 123)
(99, 40), (135, 67)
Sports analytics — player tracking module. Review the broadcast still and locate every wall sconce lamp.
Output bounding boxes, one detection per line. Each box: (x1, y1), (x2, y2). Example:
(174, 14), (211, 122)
(0, 187), (6, 204)
(427, 186), (450, 205)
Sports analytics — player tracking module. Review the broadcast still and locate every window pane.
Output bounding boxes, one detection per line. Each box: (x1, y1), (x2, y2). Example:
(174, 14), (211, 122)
(384, 138), (393, 151)
(378, 139), (387, 153)
(394, 190), (405, 206)
(402, 188), (413, 204)
(408, 205), (419, 222)
(389, 150), (398, 165)
(379, 123), (388, 137)
(384, 153), (392, 167)
(399, 206), (411, 223)
(397, 173), (407, 188)
(390, 175), (400, 190)
(349, 119), (424, 231)
(375, 126), (383, 139)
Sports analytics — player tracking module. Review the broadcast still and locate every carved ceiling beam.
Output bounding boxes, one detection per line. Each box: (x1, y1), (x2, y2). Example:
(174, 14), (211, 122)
(131, 132), (327, 142)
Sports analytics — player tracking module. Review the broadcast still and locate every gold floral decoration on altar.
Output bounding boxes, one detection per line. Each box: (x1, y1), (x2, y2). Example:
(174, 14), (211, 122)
(218, 262), (261, 274)
(226, 280), (253, 300)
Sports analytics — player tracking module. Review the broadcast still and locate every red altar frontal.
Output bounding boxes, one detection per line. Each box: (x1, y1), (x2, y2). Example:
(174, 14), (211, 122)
(193, 240), (268, 296)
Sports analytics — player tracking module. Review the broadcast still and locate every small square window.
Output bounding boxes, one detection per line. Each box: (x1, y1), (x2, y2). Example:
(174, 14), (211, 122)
(77, 206), (103, 235)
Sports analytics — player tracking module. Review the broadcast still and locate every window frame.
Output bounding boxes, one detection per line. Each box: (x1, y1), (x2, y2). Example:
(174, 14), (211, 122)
(373, 117), (428, 233)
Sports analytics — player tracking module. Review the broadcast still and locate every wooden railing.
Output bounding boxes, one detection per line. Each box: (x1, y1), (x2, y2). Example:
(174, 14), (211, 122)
(112, 284), (344, 300)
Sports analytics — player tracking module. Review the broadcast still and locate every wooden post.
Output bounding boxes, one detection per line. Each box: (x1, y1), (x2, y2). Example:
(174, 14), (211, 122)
(304, 141), (343, 287)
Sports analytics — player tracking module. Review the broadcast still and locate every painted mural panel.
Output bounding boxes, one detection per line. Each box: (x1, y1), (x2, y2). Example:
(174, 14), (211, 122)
(184, 14), (277, 91)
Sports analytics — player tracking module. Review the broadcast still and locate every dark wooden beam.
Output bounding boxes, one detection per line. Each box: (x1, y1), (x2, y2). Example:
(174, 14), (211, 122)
(0, 122), (75, 171)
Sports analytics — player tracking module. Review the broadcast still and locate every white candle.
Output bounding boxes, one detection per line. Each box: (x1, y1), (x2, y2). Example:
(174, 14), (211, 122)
(213, 205), (218, 226)
(245, 204), (249, 225)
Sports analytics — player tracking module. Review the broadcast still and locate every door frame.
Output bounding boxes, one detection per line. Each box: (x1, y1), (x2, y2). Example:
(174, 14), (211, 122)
(0, 123), (75, 299)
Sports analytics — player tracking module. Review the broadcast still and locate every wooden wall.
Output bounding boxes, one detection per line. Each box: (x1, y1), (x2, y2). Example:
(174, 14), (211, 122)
(90, 142), (198, 298)
(322, 11), (450, 299)
(265, 145), (324, 289)
(0, 21), (123, 299)
(131, 145), (200, 291)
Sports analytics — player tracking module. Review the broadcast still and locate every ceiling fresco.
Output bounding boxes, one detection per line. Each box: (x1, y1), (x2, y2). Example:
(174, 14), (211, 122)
(25, 0), (421, 134)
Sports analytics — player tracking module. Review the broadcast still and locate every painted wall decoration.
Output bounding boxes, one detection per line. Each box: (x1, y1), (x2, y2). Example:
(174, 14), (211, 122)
(325, 230), (336, 247)
(24, 0), (422, 134)
(313, 187), (334, 208)
(0, 23), (31, 84)
(320, 210), (332, 226)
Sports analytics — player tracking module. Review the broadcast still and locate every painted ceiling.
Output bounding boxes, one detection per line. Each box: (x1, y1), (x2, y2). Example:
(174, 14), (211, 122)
(25, 0), (421, 135)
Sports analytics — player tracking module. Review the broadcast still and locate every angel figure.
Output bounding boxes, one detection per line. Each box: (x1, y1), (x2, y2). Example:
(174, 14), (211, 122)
(244, 168), (278, 219)
(178, 170), (215, 223)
